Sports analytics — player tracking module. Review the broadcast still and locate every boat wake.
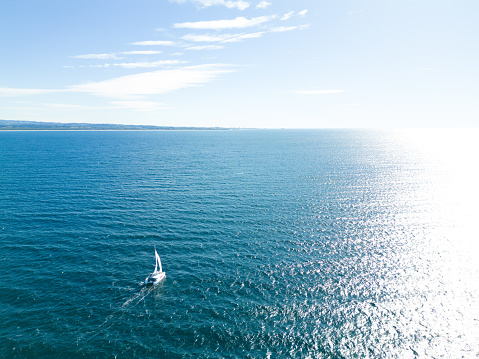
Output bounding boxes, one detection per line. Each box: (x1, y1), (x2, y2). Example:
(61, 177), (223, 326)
(77, 282), (160, 347)
(77, 248), (166, 348)
(121, 284), (155, 308)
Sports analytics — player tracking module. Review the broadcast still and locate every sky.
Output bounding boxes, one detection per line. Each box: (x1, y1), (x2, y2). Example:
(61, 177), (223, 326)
(0, 0), (478, 128)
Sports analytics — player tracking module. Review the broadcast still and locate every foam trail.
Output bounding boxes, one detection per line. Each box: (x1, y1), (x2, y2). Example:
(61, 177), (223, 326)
(77, 283), (155, 345)
(121, 285), (154, 308)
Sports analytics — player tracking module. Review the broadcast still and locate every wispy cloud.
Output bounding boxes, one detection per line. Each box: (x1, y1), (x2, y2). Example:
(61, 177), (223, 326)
(182, 34), (235, 42)
(174, 15), (276, 30)
(44, 103), (85, 109)
(256, 1), (271, 9)
(281, 11), (295, 21)
(170, 0), (250, 10)
(110, 100), (171, 111)
(72, 51), (165, 62)
(281, 10), (308, 21)
(111, 60), (186, 68)
(131, 40), (176, 46)
(69, 64), (235, 99)
(2, 64), (235, 100)
(296, 90), (344, 95)
(0, 88), (60, 97)
(271, 24), (310, 32)
(298, 9), (308, 16)
(72, 53), (121, 60)
(120, 50), (163, 55)
(66, 60), (183, 69)
(221, 32), (264, 42)
(182, 32), (264, 43)
(186, 45), (224, 50)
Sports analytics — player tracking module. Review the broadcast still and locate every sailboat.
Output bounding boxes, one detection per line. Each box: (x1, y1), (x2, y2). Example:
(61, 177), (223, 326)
(144, 248), (165, 285)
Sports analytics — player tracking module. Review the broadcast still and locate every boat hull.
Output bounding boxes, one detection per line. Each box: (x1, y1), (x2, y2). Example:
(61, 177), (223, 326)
(145, 272), (165, 285)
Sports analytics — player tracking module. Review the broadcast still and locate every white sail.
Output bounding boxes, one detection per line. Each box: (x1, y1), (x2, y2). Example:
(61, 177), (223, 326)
(145, 248), (165, 285)
(155, 249), (162, 273)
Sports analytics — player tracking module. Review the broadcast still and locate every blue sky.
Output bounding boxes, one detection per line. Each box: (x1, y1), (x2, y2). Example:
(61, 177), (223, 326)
(1, 0), (478, 128)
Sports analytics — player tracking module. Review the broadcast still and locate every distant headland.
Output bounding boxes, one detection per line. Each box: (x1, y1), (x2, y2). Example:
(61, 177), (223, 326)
(0, 119), (235, 131)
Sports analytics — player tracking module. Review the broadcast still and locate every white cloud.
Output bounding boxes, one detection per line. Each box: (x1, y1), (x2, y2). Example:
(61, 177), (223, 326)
(0, 88), (60, 97)
(204, 0), (250, 10)
(111, 60), (185, 68)
(111, 100), (171, 111)
(44, 103), (85, 109)
(182, 34), (234, 42)
(71, 51), (165, 63)
(183, 31), (265, 43)
(131, 41), (176, 46)
(281, 10), (308, 21)
(174, 15), (275, 30)
(281, 11), (294, 21)
(69, 64), (235, 99)
(271, 24), (310, 32)
(296, 90), (344, 95)
(170, 0), (250, 10)
(88, 64), (112, 68)
(221, 32), (264, 42)
(227, 0), (249, 9)
(72, 53), (120, 60)
(186, 45), (224, 50)
(121, 51), (163, 55)
(256, 1), (271, 9)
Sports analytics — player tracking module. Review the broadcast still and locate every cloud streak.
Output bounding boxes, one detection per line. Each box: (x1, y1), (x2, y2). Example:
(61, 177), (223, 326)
(281, 11), (295, 21)
(182, 34), (235, 42)
(73, 51), (164, 61)
(131, 40), (176, 46)
(182, 32), (265, 43)
(170, 0), (250, 10)
(121, 51), (163, 55)
(271, 24), (310, 32)
(0, 88), (61, 97)
(111, 60), (185, 68)
(69, 64), (235, 99)
(72, 53), (120, 60)
(2, 64), (235, 101)
(110, 100), (171, 111)
(174, 15), (276, 30)
(221, 32), (264, 42)
(186, 45), (224, 50)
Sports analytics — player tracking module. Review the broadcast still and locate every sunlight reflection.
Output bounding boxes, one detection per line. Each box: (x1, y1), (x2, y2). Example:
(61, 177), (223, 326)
(389, 128), (479, 356)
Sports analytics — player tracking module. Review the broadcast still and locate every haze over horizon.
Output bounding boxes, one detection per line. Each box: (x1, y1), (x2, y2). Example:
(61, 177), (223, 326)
(1, 0), (478, 128)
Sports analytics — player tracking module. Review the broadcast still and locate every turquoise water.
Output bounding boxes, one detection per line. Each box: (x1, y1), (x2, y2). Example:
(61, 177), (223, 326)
(1, 130), (478, 358)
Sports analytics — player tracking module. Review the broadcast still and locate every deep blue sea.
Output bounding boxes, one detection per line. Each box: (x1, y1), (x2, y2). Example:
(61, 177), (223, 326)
(1, 129), (478, 358)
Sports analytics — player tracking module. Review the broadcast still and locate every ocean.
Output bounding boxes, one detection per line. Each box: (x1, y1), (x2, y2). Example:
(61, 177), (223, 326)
(0, 129), (478, 358)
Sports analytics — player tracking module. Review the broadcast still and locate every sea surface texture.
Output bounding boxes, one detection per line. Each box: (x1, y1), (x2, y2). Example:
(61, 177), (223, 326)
(1, 130), (478, 358)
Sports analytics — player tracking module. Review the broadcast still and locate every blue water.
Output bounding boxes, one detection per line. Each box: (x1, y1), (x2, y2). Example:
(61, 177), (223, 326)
(1, 130), (478, 358)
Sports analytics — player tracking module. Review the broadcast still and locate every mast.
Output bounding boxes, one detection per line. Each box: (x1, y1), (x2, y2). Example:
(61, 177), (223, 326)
(154, 249), (158, 273)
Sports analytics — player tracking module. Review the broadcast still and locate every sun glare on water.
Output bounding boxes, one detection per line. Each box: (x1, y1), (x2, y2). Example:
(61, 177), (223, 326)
(390, 128), (479, 355)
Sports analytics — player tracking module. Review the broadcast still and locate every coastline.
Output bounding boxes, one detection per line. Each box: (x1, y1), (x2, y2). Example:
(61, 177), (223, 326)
(0, 119), (237, 131)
